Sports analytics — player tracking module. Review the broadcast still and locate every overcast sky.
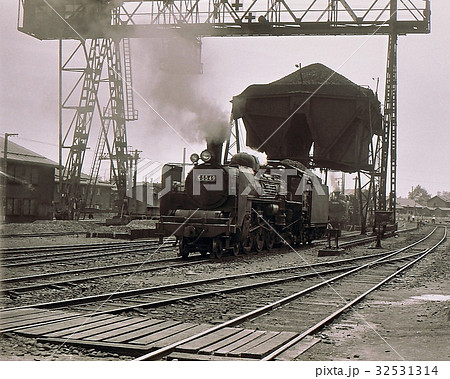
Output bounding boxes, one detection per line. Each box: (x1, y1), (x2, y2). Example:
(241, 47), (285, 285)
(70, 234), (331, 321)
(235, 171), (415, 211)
(1, 1), (449, 198)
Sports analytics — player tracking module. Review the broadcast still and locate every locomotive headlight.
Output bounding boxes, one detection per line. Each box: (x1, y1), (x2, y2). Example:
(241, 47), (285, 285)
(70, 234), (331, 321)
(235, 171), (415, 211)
(190, 153), (200, 164)
(200, 150), (212, 162)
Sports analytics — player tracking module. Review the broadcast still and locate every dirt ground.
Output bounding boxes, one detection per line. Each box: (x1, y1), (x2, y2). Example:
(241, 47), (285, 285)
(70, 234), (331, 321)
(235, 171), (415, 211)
(0, 221), (448, 361)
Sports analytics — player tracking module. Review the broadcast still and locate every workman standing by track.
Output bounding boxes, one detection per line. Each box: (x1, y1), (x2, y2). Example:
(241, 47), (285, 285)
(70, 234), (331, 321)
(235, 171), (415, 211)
(326, 220), (333, 248)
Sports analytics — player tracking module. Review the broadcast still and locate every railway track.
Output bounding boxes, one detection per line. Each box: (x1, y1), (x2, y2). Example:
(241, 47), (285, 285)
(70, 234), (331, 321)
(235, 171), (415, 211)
(136, 226), (447, 360)
(0, 247), (411, 312)
(0, 231), (84, 239)
(1, 226), (421, 306)
(1, 255), (207, 295)
(1, 227), (445, 361)
(1, 225), (440, 359)
(1, 238), (175, 255)
(1, 239), (176, 268)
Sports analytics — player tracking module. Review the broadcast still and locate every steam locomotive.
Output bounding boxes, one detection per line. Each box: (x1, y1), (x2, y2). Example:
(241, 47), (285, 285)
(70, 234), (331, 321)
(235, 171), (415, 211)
(157, 142), (329, 259)
(328, 190), (360, 230)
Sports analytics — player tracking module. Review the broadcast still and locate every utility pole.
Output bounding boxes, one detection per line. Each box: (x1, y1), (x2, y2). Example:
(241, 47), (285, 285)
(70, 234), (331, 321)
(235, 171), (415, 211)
(182, 147), (186, 184)
(133, 149), (141, 191)
(2, 133), (18, 221)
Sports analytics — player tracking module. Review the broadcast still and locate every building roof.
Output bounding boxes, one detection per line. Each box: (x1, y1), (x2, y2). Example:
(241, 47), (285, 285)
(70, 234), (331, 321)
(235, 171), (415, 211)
(0, 137), (58, 167)
(54, 168), (114, 188)
(397, 198), (424, 208)
(428, 195), (450, 204)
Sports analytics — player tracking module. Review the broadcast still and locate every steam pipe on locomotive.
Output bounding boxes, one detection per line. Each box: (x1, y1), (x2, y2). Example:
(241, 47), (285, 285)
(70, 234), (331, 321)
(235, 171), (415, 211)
(157, 140), (329, 259)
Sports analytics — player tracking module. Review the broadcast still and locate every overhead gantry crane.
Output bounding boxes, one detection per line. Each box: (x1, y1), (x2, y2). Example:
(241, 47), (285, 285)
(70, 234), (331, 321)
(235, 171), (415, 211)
(17, 0), (430, 227)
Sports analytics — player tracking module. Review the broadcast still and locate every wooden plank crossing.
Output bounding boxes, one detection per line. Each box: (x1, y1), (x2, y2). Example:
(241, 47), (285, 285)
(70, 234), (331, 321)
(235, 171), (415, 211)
(0, 309), (80, 331)
(7, 314), (113, 336)
(1, 308), (318, 360)
(86, 319), (163, 342)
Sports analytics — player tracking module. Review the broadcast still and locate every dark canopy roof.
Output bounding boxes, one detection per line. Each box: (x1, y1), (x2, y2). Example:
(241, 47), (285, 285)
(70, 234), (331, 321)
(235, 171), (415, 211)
(232, 63), (382, 172)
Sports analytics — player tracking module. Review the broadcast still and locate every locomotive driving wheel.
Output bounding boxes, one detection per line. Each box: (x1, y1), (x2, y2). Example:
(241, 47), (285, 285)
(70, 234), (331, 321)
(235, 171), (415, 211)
(230, 241), (240, 257)
(252, 228), (264, 253)
(210, 237), (224, 259)
(264, 229), (276, 250)
(239, 214), (252, 254)
(240, 237), (252, 254)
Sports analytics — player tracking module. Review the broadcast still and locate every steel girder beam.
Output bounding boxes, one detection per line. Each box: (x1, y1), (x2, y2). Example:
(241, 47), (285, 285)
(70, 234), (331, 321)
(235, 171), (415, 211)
(18, 1), (430, 40)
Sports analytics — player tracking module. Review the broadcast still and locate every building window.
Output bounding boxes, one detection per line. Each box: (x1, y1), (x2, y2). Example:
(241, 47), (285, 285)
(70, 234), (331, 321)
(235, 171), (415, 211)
(13, 199), (22, 215)
(23, 199), (36, 216)
(6, 198), (13, 215)
(31, 167), (39, 185)
(6, 198), (23, 216)
(31, 199), (36, 215)
(23, 199), (30, 216)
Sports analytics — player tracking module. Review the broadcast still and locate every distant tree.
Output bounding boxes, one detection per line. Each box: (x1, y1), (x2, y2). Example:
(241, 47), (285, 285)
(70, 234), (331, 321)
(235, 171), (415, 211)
(442, 191), (450, 200)
(436, 191), (450, 200)
(408, 185), (431, 205)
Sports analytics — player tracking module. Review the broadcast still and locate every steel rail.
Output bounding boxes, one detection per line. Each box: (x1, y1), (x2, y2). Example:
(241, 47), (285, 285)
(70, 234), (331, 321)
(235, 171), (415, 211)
(1, 238), (425, 294)
(2, 244), (174, 268)
(0, 237), (175, 255)
(0, 224), (415, 256)
(1, 226), (415, 285)
(0, 244), (392, 286)
(2, 225), (416, 283)
(0, 246), (438, 336)
(1, 228), (441, 341)
(3, 257), (207, 294)
(134, 227), (442, 360)
(2, 228), (437, 311)
(1, 239), (167, 260)
(2, 255), (196, 284)
(1, 242), (159, 260)
(262, 227), (447, 360)
(0, 261), (370, 313)
(0, 231), (83, 239)
(0, 264), (379, 335)
(3, 244), (163, 262)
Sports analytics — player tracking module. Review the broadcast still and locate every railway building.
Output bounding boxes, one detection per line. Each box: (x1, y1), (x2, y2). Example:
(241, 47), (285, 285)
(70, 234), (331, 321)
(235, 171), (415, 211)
(426, 195), (450, 219)
(397, 196), (450, 220)
(396, 198), (425, 218)
(1, 136), (58, 222)
(427, 195), (450, 208)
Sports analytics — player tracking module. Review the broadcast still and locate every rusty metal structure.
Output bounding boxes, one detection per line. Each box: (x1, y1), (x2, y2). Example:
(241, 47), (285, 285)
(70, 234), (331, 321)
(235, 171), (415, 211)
(17, 0), (430, 225)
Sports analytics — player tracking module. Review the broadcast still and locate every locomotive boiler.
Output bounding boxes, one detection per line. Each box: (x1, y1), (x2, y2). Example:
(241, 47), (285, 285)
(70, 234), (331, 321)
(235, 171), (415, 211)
(157, 141), (329, 259)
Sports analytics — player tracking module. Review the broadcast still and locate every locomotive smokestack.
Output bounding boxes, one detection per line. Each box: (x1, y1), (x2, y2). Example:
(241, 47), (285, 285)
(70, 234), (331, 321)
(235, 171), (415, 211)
(206, 139), (223, 165)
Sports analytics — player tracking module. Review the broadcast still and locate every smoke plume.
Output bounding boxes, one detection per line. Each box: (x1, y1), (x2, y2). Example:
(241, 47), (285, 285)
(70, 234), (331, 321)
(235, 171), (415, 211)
(134, 37), (231, 146)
